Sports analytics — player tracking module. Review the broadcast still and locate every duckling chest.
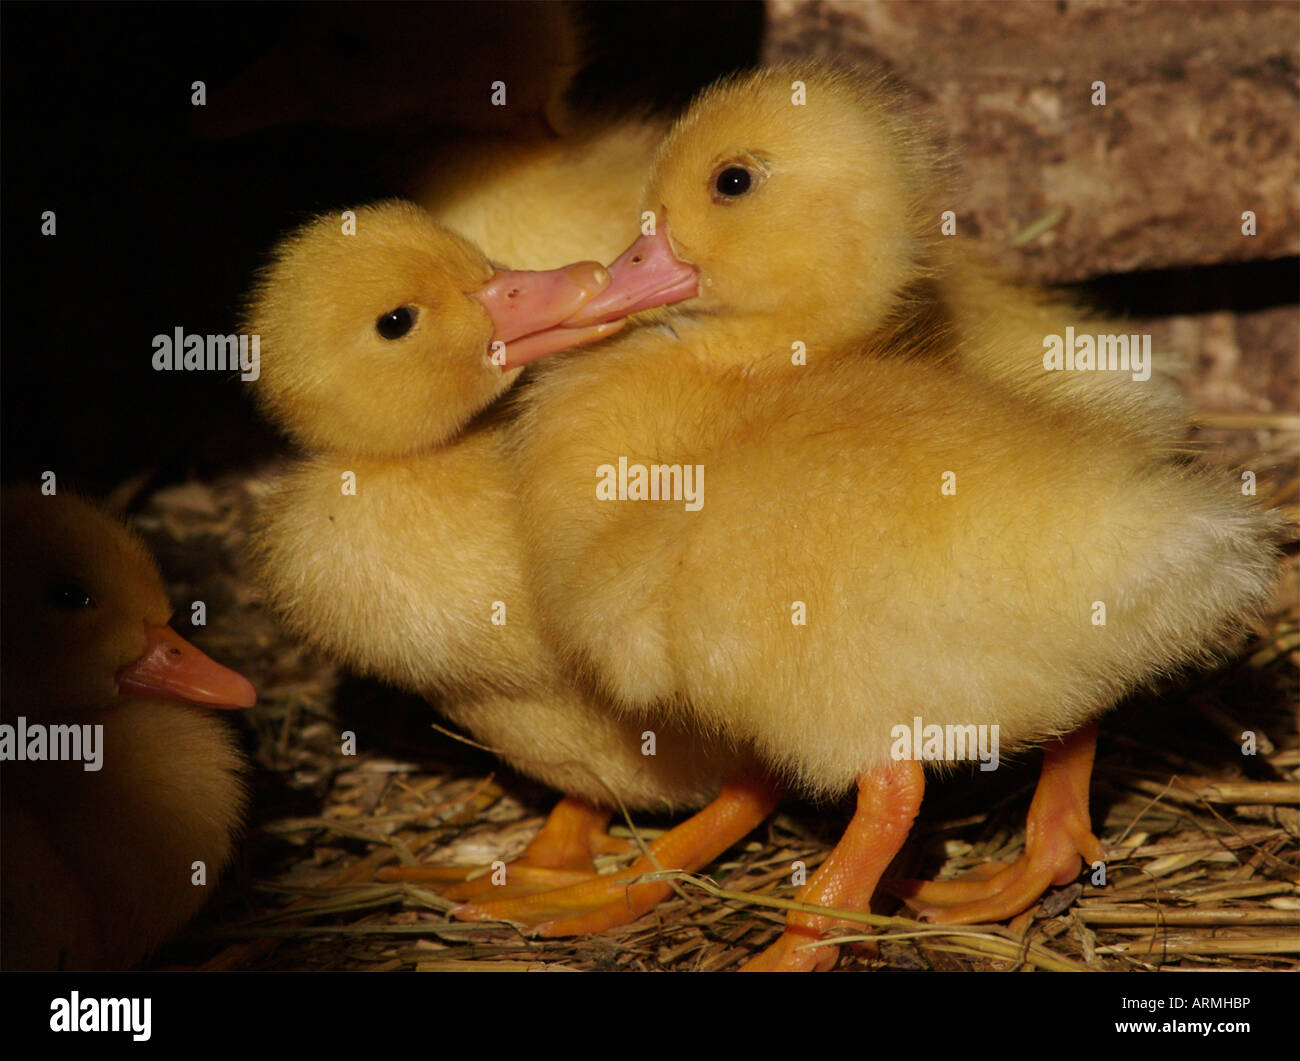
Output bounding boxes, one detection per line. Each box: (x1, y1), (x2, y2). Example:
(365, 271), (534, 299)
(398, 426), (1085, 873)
(512, 357), (833, 631)
(514, 355), (868, 554)
(254, 443), (546, 691)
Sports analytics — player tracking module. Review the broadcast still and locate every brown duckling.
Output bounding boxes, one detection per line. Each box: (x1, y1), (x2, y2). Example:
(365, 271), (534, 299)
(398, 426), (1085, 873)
(1, 486), (255, 970)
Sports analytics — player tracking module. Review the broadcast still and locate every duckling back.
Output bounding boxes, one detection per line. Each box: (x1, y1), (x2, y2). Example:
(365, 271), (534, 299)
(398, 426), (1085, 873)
(926, 245), (1188, 439)
(415, 120), (663, 271)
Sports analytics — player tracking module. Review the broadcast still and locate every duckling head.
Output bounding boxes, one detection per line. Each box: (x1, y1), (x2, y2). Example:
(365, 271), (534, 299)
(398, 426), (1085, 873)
(570, 64), (948, 356)
(247, 201), (624, 458)
(1, 487), (257, 718)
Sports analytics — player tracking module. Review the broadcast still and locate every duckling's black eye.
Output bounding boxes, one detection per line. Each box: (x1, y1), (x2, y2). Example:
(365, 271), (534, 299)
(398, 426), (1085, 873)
(46, 582), (93, 610)
(714, 166), (753, 198)
(376, 306), (416, 340)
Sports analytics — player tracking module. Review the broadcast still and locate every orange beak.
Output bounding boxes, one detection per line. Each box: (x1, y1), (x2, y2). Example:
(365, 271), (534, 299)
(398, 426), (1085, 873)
(116, 625), (257, 708)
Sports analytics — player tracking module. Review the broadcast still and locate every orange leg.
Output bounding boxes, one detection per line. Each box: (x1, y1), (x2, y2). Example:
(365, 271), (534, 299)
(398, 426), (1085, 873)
(378, 797), (630, 900)
(890, 723), (1105, 924)
(453, 772), (782, 935)
(741, 759), (925, 972)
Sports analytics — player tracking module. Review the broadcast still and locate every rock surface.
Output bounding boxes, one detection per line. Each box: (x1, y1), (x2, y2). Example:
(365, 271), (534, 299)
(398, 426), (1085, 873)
(763, 0), (1299, 283)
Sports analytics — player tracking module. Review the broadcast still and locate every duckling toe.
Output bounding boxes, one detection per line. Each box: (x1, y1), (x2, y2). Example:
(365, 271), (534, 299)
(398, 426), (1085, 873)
(379, 863), (603, 902)
(452, 871), (673, 934)
(450, 773), (779, 935)
(906, 819), (1103, 926)
(892, 724), (1105, 925)
(883, 859), (1010, 904)
(508, 797), (632, 868)
(377, 797), (629, 901)
(739, 927), (840, 973)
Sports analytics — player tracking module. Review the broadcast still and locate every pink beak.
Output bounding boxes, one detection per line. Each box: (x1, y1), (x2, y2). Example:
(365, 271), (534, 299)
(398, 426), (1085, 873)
(471, 261), (627, 368)
(562, 227), (699, 327)
(469, 230), (699, 368)
(116, 625), (257, 709)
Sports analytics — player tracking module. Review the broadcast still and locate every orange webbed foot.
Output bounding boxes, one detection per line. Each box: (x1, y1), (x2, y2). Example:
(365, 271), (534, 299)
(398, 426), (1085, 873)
(377, 796), (629, 901)
(451, 773), (781, 935)
(890, 723), (1104, 925)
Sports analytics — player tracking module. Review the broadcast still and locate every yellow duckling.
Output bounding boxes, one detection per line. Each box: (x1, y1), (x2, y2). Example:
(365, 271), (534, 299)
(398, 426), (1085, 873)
(505, 64), (1284, 969)
(247, 202), (766, 915)
(562, 65), (1185, 437)
(413, 118), (664, 271)
(1, 487), (255, 970)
